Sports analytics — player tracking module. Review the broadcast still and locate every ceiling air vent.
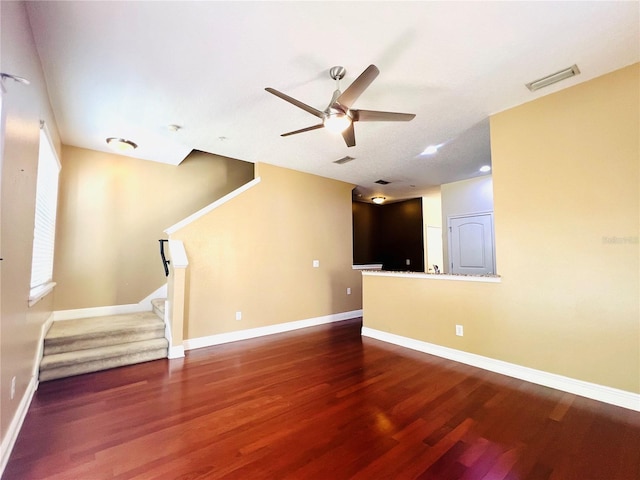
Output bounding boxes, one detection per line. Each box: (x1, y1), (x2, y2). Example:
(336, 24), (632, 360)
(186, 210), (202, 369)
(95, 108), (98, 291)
(526, 64), (580, 91)
(333, 155), (356, 165)
(374, 179), (390, 185)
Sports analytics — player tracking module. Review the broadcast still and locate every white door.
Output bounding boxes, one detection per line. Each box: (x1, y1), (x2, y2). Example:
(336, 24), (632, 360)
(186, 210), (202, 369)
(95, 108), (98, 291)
(448, 213), (495, 275)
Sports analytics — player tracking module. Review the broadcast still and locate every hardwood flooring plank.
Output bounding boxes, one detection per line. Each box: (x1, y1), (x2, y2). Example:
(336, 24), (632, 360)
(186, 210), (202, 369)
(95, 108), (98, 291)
(4, 318), (640, 480)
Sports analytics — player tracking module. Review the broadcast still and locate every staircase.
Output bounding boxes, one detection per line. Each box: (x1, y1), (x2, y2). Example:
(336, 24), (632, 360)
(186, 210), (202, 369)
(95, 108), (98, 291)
(39, 305), (169, 382)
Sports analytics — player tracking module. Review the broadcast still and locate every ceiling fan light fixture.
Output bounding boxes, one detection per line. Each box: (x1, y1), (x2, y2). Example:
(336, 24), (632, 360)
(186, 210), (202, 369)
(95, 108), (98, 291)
(106, 137), (138, 152)
(526, 64), (580, 91)
(323, 112), (351, 134)
(371, 196), (386, 204)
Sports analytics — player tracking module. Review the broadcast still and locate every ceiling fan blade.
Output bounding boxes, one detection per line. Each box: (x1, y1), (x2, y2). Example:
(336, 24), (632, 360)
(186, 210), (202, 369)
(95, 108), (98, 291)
(342, 123), (356, 147)
(281, 124), (324, 137)
(265, 88), (324, 119)
(335, 64), (379, 109)
(352, 109), (416, 122)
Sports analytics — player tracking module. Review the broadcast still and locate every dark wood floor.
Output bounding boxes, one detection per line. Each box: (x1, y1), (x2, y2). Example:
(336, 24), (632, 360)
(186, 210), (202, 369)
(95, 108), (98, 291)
(5, 318), (640, 479)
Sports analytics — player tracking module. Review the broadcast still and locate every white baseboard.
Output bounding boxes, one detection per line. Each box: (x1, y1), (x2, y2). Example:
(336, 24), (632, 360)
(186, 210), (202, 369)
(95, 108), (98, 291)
(54, 284), (168, 321)
(0, 314), (49, 476)
(183, 310), (363, 351)
(139, 284), (168, 311)
(54, 303), (146, 321)
(168, 345), (185, 359)
(0, 376), (37, 477)
(32, 312), (54, 380)
(362, 327), (640, 412)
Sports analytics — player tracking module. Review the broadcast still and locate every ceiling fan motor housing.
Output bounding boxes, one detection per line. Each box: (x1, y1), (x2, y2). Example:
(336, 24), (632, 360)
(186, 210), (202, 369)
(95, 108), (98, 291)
(329, 66), (346, 80)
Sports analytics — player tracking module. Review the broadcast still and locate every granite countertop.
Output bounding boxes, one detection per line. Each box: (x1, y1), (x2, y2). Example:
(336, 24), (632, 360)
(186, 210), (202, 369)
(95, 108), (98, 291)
(360, 270), (502, 282)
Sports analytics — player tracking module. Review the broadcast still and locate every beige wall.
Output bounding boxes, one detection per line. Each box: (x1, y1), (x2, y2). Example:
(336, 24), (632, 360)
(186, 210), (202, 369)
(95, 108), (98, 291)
(0, 0), (62, 449)
(172, 163), (363, 340)
(364, 63), (639, 393)
(54, 147), (254, 310)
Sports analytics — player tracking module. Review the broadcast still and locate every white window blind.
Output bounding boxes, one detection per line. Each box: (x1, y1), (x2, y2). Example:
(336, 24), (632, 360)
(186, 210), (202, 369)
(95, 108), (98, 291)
(29, 124), (60, 303)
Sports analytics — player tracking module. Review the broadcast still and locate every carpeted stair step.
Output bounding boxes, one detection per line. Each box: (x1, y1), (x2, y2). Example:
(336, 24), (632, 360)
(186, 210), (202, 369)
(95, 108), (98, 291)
(44, 312), (166, 355)
(39, 311), (169, 382)
(151, 298), (166, 320)
(39, 338), (168, 381)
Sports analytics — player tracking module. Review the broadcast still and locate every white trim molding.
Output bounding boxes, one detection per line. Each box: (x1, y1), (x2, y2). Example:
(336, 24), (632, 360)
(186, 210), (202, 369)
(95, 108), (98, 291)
(168, 345), (185, 359)
(54, 302), (148, 321)
(183, 310), (363, 351)
(28, 281), (56, 307)
(139, 284), (168, 311)
(53, 284), (168, 321)
(362, 327), (640, 412)
(33, 313), (54, 380)
(165, 177), (261, 235)
(0, 376), (37, 477)
(167, 239), (188, 268)
(2, 313), (56, 476)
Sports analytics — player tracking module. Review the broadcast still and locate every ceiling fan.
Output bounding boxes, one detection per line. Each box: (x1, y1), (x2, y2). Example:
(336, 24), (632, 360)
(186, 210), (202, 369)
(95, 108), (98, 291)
(265, 64), (415, 147)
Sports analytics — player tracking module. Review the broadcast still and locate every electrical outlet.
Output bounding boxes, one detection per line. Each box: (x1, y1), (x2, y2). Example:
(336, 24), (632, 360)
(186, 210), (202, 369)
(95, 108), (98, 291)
(455, 325), (464, 337)
(313, 260), (320, 268)
(235, 311), (242, 321)
(11, 376), (16, 400)
(347, 287), (351, 295)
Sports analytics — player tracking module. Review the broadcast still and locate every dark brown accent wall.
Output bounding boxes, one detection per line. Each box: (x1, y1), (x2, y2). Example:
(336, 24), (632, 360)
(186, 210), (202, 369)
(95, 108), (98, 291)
(352, 201), (377, 265)
(353, 198), (424, 272)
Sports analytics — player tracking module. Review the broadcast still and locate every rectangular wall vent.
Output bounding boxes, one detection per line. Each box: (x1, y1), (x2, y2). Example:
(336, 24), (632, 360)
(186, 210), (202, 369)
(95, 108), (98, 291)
(526, 64), (580, 91)
(334, 156), (355, 165)
(375, 179), (390, 185)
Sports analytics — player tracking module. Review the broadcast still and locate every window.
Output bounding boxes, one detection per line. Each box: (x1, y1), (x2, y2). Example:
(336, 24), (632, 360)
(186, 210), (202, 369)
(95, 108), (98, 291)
(29, 123), (60, 305)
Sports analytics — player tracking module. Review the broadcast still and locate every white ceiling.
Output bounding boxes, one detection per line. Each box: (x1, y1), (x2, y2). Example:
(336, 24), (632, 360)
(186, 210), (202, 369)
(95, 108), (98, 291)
(26, 1), (639, 203)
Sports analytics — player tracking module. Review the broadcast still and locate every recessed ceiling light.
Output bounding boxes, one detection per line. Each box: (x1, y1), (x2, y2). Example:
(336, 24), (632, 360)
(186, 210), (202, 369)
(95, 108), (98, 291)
(106, 137), (137, 152)
(479, 165), (491, 173)
(421, 145), (440, 155)
(371, 196), (386, 204)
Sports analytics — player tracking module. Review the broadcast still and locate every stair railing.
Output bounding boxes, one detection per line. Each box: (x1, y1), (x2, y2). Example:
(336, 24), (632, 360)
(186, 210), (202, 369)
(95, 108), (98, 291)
(159, 239), (170, 277)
